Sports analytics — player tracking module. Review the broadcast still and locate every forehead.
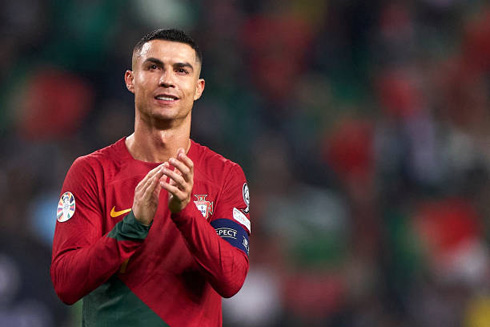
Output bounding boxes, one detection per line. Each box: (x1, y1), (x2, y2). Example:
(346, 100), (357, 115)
(135, 40), (198, 65)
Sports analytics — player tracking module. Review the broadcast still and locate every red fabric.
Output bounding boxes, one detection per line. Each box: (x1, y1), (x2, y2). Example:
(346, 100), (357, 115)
(50, 154), (145, 304)
(172, 203), (249, 298)
(51, 138), (250, 326)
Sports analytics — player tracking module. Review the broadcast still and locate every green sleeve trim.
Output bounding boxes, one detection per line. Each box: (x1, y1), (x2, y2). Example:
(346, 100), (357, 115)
(107, 211), (151, 241)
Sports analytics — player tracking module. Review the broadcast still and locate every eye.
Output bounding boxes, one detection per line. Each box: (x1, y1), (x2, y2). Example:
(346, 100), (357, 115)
(145, 62), (161, 71)
(176, 67), (189, 74)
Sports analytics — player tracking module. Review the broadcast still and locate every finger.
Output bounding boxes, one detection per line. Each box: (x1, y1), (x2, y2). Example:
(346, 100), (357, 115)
(141, 166), (164, 190)
(169, 157), (193, 183)
(139, 166), (165, 197)
(136, 163), (166, 191)
(162, 166), (186, 189)
(160, 180), (185, 200)
(177, 150), (194, 172)
(160, 162), (173, 185)
(168, 157), (189, 177)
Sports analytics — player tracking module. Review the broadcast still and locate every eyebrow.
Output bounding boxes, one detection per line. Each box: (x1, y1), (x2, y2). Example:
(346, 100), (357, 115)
(144, 57), (195, 72)
(144, 57), (164, 66)
(174, 62), (194, 72)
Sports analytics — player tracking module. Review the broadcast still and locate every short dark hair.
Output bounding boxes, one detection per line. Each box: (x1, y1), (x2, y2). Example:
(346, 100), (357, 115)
(133, 28), (202, 64)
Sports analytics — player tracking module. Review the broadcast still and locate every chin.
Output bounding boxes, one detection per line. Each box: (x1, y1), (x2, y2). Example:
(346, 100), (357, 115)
(151, 114), (174, 122)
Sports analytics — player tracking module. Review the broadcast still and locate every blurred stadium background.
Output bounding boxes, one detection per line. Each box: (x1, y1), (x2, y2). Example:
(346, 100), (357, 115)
(2, 0), (490, 326)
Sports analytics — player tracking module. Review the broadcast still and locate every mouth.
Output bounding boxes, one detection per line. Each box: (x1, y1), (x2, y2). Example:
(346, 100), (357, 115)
(155, 94), (179, 102)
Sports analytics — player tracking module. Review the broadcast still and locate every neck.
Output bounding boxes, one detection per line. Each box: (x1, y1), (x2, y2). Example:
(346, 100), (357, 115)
(126, 119), (191, 163)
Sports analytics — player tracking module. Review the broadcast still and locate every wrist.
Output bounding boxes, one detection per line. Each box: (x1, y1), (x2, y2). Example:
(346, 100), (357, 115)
(132, 208), (153, 226)
(169, 199), (190, 214)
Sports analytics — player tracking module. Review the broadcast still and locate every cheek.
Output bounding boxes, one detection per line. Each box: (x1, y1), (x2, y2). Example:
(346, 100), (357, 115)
(134, 73), (153, 89)
(134, 85), (150, 107)
(134, 80), (152, 97)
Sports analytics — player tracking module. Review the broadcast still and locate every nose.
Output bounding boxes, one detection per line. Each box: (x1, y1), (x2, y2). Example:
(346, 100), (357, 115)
(159, 69), (175, 88)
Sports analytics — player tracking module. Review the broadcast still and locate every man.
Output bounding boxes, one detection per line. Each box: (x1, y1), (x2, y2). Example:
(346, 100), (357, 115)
(51, 29), (251, 327)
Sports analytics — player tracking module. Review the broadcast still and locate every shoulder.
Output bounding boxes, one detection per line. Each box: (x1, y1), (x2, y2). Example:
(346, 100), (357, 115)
(68, 138), (127, 175)
(190, 140), (244, 176)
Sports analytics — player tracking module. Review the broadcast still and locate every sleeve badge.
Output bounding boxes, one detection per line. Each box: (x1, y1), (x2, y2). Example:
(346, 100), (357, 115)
(57, 191), (76, 222)
(242, 183), (250, 214)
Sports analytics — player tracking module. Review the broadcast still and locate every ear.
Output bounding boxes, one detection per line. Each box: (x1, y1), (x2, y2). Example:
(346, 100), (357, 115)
(125, 70), (135, 93)
(193, 78), (205, 100)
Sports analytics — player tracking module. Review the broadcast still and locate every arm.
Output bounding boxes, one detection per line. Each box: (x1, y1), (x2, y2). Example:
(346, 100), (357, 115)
(171, 204), (249, 298)
(51, 159), (164, 304)
(161, 150), (250, 298)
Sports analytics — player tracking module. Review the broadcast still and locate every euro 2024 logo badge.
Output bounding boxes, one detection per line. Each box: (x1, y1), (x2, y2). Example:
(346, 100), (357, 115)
(194, 195), (214, 220)
(57, 191), (76, 222)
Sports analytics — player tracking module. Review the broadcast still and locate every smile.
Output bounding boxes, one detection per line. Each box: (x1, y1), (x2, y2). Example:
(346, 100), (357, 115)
(155, 94), (178, 101)
(155, 95), (177, 101)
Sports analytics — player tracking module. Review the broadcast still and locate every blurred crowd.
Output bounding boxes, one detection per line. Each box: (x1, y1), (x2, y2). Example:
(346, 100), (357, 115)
(1, 0), (490, 326)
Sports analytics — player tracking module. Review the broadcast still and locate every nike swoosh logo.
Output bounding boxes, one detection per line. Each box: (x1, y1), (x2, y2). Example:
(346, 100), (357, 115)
(110, 206), (132, 218)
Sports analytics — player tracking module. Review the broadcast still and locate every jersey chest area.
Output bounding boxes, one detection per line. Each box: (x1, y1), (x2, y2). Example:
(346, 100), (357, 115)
(100, 166), (219, 231)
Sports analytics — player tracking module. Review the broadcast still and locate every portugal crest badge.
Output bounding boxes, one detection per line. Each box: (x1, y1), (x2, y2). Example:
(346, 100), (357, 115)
(194, 194), (214, 220)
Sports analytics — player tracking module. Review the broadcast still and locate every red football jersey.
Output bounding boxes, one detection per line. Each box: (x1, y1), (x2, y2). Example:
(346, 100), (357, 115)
(51, 138), (251, 327)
